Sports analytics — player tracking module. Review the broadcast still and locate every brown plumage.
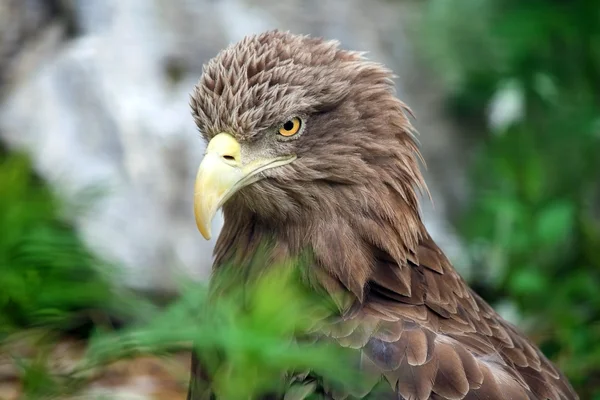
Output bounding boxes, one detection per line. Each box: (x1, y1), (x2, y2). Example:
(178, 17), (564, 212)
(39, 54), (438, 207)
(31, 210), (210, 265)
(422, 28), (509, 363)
(188, 30), (578, 399)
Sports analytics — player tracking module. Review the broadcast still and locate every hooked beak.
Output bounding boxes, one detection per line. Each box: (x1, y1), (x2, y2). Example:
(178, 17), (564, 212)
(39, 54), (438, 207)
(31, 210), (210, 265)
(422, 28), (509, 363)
(194, 133), (295, 240)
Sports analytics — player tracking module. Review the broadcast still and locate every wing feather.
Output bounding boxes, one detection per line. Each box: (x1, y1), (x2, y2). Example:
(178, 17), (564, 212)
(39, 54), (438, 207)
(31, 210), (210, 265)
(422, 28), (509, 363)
(311, 236), (579, 400)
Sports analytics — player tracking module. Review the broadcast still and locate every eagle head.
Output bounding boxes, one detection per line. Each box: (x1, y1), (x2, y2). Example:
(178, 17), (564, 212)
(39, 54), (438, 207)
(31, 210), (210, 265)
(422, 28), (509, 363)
(191, 30), (426, 247)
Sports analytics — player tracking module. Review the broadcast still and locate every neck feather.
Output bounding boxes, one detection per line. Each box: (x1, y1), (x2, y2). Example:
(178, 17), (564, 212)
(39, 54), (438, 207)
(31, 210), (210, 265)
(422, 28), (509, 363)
(214, 183), (428, 310)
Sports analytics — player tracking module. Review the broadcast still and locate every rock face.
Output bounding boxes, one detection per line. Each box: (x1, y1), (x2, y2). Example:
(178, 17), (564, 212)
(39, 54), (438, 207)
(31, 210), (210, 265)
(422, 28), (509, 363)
(0, 0), (469, 292)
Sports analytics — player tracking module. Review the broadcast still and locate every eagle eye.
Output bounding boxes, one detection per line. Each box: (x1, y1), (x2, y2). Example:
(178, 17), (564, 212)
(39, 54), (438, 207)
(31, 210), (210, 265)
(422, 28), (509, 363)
(278, 117), (302, 137)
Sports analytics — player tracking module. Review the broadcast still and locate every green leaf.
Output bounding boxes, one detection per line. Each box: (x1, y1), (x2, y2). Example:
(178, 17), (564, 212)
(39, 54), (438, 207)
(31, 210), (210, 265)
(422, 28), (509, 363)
(510, 267), (547, 296)
(535, 201), (575, 247)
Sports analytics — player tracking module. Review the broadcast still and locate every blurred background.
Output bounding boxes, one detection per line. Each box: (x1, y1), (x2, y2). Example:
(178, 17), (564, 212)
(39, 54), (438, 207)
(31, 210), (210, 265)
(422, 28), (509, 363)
(0, 0), (598, 398)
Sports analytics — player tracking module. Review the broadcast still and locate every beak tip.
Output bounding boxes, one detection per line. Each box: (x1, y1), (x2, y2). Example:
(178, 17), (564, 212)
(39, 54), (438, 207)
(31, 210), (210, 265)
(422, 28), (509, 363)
(196, 221), (212, 240)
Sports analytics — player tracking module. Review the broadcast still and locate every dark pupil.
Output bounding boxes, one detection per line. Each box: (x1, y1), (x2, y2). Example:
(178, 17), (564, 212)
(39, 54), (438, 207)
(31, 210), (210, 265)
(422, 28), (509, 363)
(283, 120), (295, 131)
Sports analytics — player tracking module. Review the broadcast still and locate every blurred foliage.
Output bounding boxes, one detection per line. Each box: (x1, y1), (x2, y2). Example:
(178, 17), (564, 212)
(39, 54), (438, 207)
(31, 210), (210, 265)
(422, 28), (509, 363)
(0, 150), (142, 339)
(0, 149), (151, 398)
(424, 0), (600, 397)
(4, 261), (356, 398)
(88, 266), (360, 399)
(0, 149), (355, 398)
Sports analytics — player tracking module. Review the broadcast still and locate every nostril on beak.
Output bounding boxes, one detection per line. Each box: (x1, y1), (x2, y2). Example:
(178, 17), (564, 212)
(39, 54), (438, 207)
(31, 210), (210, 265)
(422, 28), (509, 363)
(221, 154), (238, 164)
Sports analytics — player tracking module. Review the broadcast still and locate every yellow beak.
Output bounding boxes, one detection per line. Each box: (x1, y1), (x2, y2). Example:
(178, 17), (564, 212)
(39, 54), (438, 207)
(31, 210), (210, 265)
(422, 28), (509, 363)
(194, 133), (295, 240)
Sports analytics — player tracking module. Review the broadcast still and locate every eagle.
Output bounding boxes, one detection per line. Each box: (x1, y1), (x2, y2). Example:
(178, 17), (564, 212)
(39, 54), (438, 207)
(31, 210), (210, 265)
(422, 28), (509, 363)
(187, 30), (578, 400)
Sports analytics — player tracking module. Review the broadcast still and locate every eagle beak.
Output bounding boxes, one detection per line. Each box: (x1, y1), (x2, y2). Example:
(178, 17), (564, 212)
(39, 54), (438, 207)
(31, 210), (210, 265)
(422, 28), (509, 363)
(194, 133), (245, 240)
(194, 132), (295, 240)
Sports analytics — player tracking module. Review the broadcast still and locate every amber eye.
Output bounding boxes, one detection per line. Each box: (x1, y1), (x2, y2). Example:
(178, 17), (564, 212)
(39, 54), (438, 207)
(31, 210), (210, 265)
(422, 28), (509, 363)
(278, 117), (302, 137)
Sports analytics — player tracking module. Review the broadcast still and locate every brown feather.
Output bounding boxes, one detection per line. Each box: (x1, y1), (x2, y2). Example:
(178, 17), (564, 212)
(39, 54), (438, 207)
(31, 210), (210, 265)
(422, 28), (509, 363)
(371, 261), (412, 298)
(401, 325), (430, 366)
(396, 357), (438, 400)
(445, 339), (484, 389)
(374, 320), (405, 342)
(432, 341), (470, 399)
(364, 337), (406, 371)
